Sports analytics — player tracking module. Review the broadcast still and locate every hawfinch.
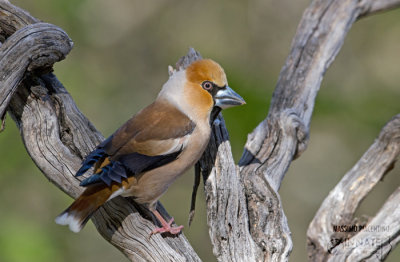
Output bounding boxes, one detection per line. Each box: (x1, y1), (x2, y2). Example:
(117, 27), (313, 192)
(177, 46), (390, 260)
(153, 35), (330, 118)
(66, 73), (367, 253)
(55, 58), (245, 235)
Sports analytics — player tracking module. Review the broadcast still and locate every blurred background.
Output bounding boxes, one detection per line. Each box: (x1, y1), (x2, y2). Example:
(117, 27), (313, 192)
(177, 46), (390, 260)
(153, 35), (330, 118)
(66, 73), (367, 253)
(0, 0), (399, 261)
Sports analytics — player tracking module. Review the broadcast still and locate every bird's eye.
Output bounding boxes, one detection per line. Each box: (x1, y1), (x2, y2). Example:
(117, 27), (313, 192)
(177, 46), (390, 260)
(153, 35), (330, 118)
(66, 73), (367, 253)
(202, 81), (213, 90)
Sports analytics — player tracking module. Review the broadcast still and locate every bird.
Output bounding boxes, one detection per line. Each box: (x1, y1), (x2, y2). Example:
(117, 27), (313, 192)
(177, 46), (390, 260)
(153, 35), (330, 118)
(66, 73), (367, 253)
(55, 58), (245, 235)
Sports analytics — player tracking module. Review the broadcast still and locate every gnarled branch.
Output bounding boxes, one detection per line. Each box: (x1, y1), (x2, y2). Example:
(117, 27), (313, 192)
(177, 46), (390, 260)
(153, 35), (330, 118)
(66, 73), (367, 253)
(1, 0), (400, 261)
(0, 1), (199, 261)
(307, 114), (400, 261)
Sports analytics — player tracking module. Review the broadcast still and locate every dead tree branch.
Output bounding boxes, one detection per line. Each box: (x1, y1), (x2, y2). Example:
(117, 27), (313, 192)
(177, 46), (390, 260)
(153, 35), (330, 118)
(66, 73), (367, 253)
(307, 114), (400, 261)
(0, 1), (199, 261)
(236, 0), (400, 261)
(1, 0), (400, 261)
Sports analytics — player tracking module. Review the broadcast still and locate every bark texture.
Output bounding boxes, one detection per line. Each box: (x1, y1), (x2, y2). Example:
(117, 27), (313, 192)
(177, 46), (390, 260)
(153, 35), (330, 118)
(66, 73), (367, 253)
(0, 2), (199, 261)
(1, 0), (400, 261)
(307, 115), (400, 261)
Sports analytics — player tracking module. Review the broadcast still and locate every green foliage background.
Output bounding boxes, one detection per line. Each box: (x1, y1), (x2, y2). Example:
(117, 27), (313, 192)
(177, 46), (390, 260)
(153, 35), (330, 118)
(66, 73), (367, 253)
(0, 0), (399, 261)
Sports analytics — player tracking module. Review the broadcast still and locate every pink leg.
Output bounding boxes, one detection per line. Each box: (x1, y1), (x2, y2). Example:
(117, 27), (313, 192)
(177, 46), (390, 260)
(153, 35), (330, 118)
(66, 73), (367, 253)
(150, 209), (184, 236)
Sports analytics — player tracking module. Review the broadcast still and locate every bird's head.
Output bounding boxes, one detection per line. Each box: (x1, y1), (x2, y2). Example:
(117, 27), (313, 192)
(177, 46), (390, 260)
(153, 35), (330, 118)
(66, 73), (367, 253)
(159, 59), (245, 122)
(186, 59), (245, 110)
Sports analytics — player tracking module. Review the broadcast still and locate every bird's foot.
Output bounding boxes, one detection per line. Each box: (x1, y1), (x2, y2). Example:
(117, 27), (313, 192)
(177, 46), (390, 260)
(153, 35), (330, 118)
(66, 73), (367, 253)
(151, 217), (184, 236)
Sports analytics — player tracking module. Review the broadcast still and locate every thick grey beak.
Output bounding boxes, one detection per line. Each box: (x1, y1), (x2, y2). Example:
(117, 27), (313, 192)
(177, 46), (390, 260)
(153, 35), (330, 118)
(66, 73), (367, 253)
(215, 86), (246, 109)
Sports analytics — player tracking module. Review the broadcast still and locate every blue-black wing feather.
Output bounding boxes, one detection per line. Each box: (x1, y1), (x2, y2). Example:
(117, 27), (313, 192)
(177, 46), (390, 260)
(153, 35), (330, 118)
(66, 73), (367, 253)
(75, 136), (112, 177)
(75, 148), (106, 177)
(78, 150), (181, 187)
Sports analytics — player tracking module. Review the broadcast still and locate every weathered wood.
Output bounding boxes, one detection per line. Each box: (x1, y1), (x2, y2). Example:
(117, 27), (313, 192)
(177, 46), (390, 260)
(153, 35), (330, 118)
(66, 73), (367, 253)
(200, 115), (259, 261)
(0, 2), (200, 261)
(237, 0), (400, 261)
(307, 115), (400, 261)
(1, 0), (400, 261)
(329, 186), (400, 261)
(362, 0), (400, 16)
(0, 23), (72, 119)
(0, 0), (38, 41)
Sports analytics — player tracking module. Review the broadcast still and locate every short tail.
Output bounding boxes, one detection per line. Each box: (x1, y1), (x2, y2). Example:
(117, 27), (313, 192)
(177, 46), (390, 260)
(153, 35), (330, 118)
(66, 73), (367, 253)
(55, 184), (119, 232)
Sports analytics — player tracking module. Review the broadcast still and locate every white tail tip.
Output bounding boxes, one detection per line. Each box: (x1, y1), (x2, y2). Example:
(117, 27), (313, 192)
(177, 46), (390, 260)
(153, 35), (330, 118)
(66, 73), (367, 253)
(55, 212), (83, 233)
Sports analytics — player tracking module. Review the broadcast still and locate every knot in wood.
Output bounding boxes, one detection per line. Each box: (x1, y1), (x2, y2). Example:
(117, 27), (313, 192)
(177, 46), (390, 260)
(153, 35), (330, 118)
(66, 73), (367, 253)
(278, 108), (309, 159)
(30, 85), (48, 99)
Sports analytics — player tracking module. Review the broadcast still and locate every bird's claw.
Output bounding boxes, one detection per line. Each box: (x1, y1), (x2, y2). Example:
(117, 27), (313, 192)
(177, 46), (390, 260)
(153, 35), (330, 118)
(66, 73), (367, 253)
(150, 217), (184, 236)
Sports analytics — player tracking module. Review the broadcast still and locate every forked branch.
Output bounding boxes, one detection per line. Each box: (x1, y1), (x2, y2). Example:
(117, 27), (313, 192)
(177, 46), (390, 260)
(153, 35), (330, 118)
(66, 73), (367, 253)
(0, 0), (400, 261)
(307, 115), (400, 261)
